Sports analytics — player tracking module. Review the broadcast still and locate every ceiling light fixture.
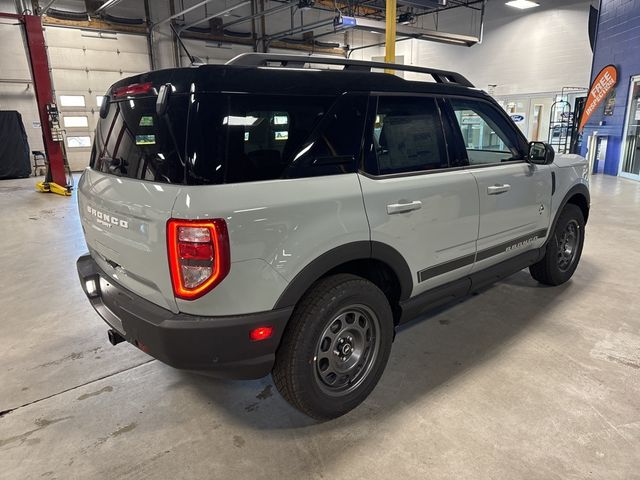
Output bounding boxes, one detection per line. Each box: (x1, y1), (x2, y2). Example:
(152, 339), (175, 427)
(505, 0), (540, 9)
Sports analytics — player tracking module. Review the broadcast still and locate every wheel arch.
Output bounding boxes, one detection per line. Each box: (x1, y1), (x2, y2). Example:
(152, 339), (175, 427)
(273, 241), (413, 319)
(549, 183), (590, 241)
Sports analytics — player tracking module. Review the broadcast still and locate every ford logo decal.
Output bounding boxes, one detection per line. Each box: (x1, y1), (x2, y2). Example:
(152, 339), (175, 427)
(510, 114), (525, 122)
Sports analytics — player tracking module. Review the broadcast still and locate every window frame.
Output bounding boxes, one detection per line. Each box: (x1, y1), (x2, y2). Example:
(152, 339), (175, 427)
(441, 95), (530, 169)
(360, 92), (457, 179)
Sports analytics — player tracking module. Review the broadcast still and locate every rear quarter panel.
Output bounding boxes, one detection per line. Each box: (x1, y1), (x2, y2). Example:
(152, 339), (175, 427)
(171, 174), (370, 316)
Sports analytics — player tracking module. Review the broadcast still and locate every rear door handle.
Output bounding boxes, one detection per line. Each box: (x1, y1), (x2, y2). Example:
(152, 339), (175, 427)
(487, 184), (511, 195)
(387, 200), (422, 215)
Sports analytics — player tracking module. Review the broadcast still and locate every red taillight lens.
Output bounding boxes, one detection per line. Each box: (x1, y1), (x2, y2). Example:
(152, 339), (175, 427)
(249, 326), (273, 342)
(113, 82), (154, 98)
(167, 219), (230, 300)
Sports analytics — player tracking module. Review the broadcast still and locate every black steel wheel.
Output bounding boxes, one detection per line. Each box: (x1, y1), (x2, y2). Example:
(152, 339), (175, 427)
(314, 305), (381, 396)
(273, 274), (394, 420)
(557, 219), (580, 272)
(530, 203), (585, 285)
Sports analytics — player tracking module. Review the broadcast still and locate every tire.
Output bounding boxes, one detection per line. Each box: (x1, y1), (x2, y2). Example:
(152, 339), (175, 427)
(273, 273), (394, 420)
(530, 203), (585, 286)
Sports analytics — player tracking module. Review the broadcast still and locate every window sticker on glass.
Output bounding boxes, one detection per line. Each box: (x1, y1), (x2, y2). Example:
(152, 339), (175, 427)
(274, 131), (288, 141)
(273, 115), (288, 125)
(223, 116), (259, 126)
(139, 116), (154, 127)
(136, 134), (156, 145)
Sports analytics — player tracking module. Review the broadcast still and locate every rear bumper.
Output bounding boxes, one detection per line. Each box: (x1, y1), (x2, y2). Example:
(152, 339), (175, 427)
(77, 254), (292, 379)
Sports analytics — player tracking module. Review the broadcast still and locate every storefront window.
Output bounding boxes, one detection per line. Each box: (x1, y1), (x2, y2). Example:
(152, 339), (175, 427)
(621, 77), (640, 178)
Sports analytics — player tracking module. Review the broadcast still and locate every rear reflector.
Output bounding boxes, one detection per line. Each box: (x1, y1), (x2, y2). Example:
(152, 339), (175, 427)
(113, 82), (154, 98)
(167, 219), (230, 300)
(249, 326), (273, 342)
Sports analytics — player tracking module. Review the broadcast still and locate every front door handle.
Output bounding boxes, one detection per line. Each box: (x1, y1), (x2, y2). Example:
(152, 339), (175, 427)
(387, 200), (422, 215)
(487, 184), (511, 195)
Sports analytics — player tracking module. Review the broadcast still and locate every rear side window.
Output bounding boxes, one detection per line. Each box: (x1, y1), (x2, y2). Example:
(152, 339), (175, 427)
(190, 95), (331, 184)
(368, 96), (448, 175)
(92, 96), (188, 183)
(188, 94), (366, 184)
(283, 95), (368, 178)
(449, 98), (524, 165)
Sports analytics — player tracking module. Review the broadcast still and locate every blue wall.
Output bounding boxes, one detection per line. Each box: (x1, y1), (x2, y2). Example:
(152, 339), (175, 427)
(582, 0), (640, 175)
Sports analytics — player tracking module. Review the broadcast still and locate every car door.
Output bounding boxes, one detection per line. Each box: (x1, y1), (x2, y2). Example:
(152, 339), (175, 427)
(445, 97), (552, 271)
(358, 95), (480, 297)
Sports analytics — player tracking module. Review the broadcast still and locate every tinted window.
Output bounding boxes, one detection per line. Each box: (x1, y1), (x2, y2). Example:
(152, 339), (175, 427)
(450, 98), (523, 165)
(369, 96), (448, 175)
(92, 93), (366, 184)
(283, 95), (367, 178)
(188, 94), (365, 184)
(93, 96), (188, 183)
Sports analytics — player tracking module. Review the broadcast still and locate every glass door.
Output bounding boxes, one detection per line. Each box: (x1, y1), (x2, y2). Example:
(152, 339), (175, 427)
(620, 76), (640, 179)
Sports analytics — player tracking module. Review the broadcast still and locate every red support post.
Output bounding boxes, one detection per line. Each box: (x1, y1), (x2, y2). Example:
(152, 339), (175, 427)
(23, 15), (68, 187)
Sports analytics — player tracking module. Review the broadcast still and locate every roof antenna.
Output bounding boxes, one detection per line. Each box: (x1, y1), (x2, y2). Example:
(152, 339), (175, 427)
(170, 23), (205, 66)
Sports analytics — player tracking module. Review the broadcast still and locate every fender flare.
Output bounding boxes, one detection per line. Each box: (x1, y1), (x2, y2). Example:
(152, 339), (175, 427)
(274, 241), (413, 309)
(548, 183), (590, 242)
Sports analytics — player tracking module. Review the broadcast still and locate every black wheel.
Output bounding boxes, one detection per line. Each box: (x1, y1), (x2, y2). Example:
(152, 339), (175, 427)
(273, 274), (394, 420)
(530, 204), (585, 286)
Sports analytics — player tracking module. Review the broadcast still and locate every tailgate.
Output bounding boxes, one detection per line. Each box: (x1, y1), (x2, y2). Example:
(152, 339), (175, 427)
(78, 168), (182, 312)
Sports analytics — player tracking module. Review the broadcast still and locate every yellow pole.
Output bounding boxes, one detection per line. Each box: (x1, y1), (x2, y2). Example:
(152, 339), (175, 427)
(384, 0), (397, 74)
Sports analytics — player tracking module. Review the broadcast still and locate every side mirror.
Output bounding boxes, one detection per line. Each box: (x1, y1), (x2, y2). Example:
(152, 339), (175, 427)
(528, 141), (555, 165)
(156, 83), (172, 117)
(99, 95), (110, 119)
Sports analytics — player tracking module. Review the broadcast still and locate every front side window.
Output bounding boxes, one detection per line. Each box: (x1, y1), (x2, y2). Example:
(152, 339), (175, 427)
(450, 98), (524, 165)
(369, 96), (448, 175)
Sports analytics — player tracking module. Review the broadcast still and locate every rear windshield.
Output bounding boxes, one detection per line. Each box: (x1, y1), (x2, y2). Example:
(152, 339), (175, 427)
(92, 93), (367, 185)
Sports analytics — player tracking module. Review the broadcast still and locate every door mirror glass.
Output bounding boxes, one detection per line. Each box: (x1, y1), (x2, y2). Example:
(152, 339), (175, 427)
(529, 141), (555, 165)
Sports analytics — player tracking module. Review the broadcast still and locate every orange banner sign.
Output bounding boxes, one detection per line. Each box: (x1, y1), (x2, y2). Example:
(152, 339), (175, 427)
(579, 64), (618, 131)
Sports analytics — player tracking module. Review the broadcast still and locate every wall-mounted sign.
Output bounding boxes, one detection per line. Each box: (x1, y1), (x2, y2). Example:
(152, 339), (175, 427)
(510, 114), (526, 123)
(579, 64), (618, 131)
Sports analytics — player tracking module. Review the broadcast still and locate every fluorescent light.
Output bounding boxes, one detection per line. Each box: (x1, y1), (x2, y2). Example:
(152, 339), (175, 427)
(505, 0), (540, 9)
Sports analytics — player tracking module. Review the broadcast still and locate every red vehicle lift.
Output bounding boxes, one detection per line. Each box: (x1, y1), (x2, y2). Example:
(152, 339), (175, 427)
(0, 12), (71, 196)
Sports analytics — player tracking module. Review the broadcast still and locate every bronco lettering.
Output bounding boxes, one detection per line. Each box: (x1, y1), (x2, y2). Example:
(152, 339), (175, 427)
(86, 205), (129, 229)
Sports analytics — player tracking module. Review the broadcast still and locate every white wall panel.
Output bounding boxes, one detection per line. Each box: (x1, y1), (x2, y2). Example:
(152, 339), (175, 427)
(45, 26), (150, 171)
(357, 1), (593, 96)
(0, 22), (44, 156)
(43, 26), (147, 52)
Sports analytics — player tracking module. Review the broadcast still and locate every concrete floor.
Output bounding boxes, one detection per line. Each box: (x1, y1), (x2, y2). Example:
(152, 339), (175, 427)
(0, 174), (639, 480)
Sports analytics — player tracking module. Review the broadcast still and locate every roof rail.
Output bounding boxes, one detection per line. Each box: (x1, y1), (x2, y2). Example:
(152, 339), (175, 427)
(225, 53), (474, 88)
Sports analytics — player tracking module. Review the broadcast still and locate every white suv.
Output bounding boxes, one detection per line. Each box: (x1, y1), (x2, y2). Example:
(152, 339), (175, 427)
(76, 54), (590, 419)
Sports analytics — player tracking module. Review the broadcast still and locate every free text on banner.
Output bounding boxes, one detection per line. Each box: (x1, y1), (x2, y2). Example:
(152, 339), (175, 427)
(579, 64), (618, 132)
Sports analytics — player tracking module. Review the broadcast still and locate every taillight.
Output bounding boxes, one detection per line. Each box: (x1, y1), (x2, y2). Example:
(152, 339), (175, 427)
(167, 219), (230, 300)
(113, 82), (154, 98)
